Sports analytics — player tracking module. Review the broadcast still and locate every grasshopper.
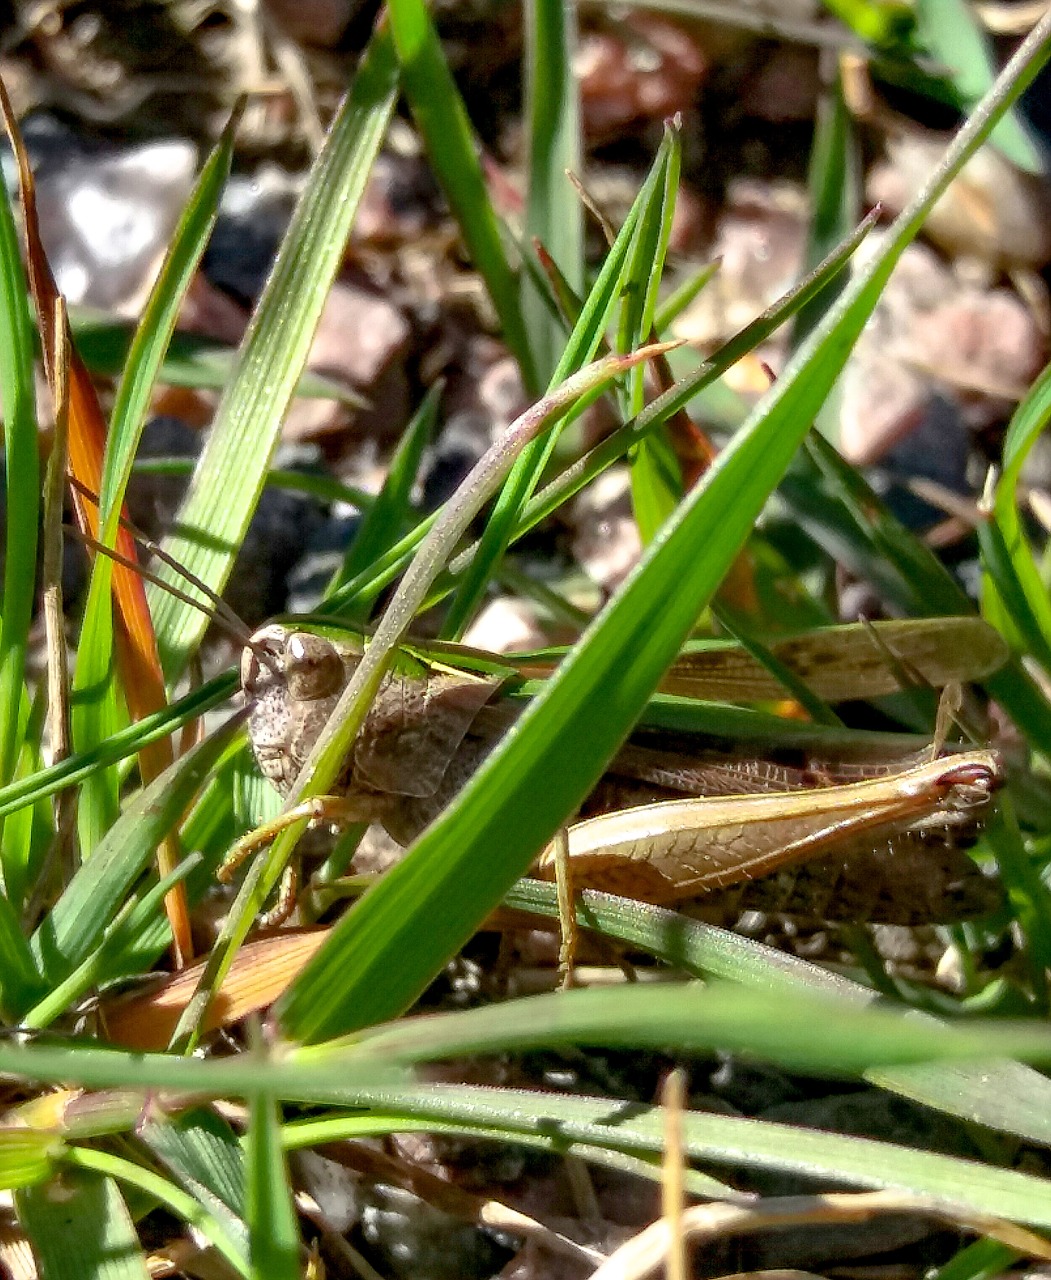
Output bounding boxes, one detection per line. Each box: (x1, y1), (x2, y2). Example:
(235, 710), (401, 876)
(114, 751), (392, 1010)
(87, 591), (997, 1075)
(234, 615), (1007, 926)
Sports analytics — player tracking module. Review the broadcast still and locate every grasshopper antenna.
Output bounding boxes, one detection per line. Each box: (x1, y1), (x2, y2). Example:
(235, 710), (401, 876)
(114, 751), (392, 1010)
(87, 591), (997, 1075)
(66, 525), (267, 655)
(65, 478), (277, 665)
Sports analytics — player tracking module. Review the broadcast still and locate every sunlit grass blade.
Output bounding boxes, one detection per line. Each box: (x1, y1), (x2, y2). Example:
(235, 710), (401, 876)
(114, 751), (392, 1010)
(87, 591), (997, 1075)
(330, 980), (1051, 1074)
(139, 1107), (246, 1237)
(64, 1147), (250, 1277)
(71, 311), (363, 403)
(327, 384), (440, 605)
(792, 63), (859, 350)
(0, 674), (236, 823)
(388, 0), (537, 390)
(985, 358), (1051, 668)
(524, 0), (583, 384)
(277, 18), (1051, 1043)
(505, 881), (1051, 1146)
(0, 85), (171, 874)
(915, 0), (1045, 171)
(287, 1083), (1051, 1232)
(441, 129), (676, 638)
(0, 104), (39, 870)
(281, 1109), (734, 1198)
(622, 124), (683, 540)
(0, 1128), (62, 1191)
(16, 1169), (149, 1280)
(28, 717), (241, 990)
(245, 1066), (300, 1280)
(150, 30), (399, 679)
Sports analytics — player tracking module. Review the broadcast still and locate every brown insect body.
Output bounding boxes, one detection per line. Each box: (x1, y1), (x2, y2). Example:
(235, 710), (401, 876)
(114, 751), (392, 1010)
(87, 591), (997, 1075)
(242, 625), (1004, 925)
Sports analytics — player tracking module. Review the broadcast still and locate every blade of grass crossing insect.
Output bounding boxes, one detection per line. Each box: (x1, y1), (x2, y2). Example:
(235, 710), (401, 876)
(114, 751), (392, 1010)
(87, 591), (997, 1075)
(176, 349), (674, 1051)
(328, 384), (440, 606)
(278, 18), (1051, 1043)
(150, 33), (399, 679)
(524, 0), (583, 387)
(440, 135), (674, 638)
(245, 1068), (300, 1280)
(387, 0), (536, 391)
(16, 1170), (150, 1280)
(622, 127), (683, 541)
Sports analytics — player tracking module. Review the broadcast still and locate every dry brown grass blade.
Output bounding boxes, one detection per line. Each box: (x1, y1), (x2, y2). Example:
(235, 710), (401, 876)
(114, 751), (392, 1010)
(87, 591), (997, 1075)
(0, 75), (192, 965)
(101, 927), (330, 1049)
(590, 1190), (1051, 1280)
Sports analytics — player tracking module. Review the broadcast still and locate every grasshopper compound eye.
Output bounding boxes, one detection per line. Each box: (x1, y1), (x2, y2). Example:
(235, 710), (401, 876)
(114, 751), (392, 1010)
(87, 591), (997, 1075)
(284, 633), (345, 701)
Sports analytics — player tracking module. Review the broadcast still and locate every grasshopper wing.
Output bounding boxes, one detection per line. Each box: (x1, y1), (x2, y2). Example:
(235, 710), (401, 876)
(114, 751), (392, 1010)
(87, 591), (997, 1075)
(355, 666), (505, 798)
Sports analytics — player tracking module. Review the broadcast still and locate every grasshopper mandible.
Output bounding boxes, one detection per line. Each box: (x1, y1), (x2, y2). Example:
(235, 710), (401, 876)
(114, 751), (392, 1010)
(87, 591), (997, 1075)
(234, 615), (1007, 925)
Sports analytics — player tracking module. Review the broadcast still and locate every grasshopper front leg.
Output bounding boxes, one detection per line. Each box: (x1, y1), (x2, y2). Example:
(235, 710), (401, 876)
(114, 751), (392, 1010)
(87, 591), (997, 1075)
(219, 795), (385, 926)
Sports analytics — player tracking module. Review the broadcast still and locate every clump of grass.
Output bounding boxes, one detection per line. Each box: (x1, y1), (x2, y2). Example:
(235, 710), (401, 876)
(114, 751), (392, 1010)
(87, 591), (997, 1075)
(0, 5), (1049, 1276)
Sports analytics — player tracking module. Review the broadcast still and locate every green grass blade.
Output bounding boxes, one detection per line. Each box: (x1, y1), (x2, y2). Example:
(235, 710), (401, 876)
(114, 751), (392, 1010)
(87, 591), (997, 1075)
(71, 312), (361, 403)
(0, 1128), (62, 1190)
(29, 717), (241, 987)
(986, 358), (1051, 669)
(0, 674), (235, 822)
(245, 1072), (300, 1280)
(0, 137), (40, 872)
(338, 980), (1051, 1074)
(916, 0), (1045, 171)
(65, 1147), (250, 1277)
(139, 1107), (246, 1230)
(338, 1084), (1051, 1232)
(16, 1170), (149, 1280)
(388, 0), (537, 389)
(441, 132), (674, 638)
(505, 881), (1051, 1146)
(523, 0), (583, 383)
(150, 31), (398, 678)
(328, 384), (439, 604)
(623, 124), (683, 540)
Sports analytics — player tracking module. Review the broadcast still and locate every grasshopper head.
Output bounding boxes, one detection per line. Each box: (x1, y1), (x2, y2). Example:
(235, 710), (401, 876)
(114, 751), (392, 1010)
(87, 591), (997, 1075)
(241, 624), (356, 794)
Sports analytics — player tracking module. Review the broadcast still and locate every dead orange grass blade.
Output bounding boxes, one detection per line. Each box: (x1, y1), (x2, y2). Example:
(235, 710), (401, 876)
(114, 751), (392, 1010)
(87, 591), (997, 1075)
(0, 77), (192, 965)
(101, 927), (330, 1050)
